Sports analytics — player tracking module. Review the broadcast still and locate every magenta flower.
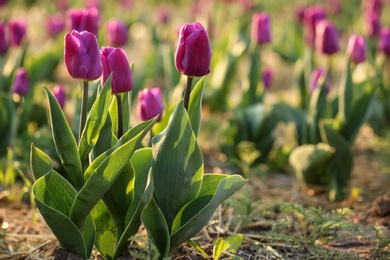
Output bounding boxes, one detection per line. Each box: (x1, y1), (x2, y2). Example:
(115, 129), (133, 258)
(347, 35), (366, 64)
(175, 22), (212, 77)
(106, 20), (128, 47)
(362, 0), (382, 16)
(68, 8), (99, 36)
(251, 12), (271, 45)
(262, 68), (273, 89)
(64, 30), (102, 81)
(365, 12), (381, 38)
(101, 46), (133, 94)
(309, 67), (330, 94)
(315, 20), (339, 55)
(303, 5), (327, 46)
(9, 19), (26, 47)
(137, 87), (164, 122)
(52, 85), (66, 108)
(0, 21), (8, 54)
(47, 14), (66, 38)
(12, 68), (29, 96)
(378, 27), (390, 58)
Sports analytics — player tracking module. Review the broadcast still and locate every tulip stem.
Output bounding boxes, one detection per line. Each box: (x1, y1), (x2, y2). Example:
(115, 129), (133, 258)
(116, 94), (123, 139)
(79, 80), (89, 142)
(183, 76), (194, 110)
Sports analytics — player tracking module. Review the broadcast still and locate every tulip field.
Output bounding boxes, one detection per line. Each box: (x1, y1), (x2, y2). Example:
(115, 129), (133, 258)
(1, 0), (390, 259)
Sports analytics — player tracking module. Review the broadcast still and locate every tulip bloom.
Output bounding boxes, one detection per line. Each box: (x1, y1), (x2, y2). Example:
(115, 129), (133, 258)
(262, 68), (273, 89)
(64, 30), (102, 81)
(251, 12), (271, 45)
(47, 14), (66, 38)
(101, 46), (133, 94)
(12, 68), (29, 96)
(0, 21), (8, 54)
(138, 87), (164, 122)
(52, 85), (66, 108)
(175, 22), (212, 77)
(303, 5), (327, 46)
(347, 35), (366, 64)
(106, 20), (128, 47)
(378, 27), (390, 58)
(9, 19), (26, 47)
(309, 67), (330, 94)
(315, 20), (339, 55)
(68, 8), (99, 36)
(365, 12), (381, 38)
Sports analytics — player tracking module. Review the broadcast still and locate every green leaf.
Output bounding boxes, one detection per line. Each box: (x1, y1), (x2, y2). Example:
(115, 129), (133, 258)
(45, 87), (83, 190)
(187, 240), (208, 258)
(170, 174), (246, 250)
(152, 101), (203, 229)
(30, 144), (53, 180)
(32, 171), (93, 258)
(78, 76), (112, 161)
(338, 58), (353, 127)
(141, 198), (170, 258)
(91, 200), (116, 260)
(0, 93), (13, 155)
(223, 234), (243, 253)
(213, 237), (225, 260)
(70, 121), (153, 230)
(188, 77), (205, 137)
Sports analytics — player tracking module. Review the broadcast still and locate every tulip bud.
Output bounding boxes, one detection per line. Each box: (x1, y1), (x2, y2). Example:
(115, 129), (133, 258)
(9, 19), (26, 47)
(175, 22), (212, 77)
(12, 68), (29, 96)
(47, 14), (66, 38)
(309, 67), (330, 94)
(365, 12), (381, 38)
(68, 8), (99, 36)
(303, 5), (327, 46)
(137, 87), (164, 122)
(0, 21), (8, 54)
(347, 35), (366, 64)
(106, 20), (128, 47)
(315, 20), (339, 55)
(251, 12), (271, 45)
(378, 27), (390, 58)
(101, 46), (133, 94)
(52, 85), (66, 108)
(262, 68), (273, 89)
(64, 30), (102, 81)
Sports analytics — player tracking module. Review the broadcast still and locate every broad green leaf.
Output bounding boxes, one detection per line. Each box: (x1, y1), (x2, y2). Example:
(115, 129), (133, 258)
(141, 198), (170, 258)
(109, 94), (118, 134)
(187, 240), (208, 257)
(92, 200), (116, 260)
(0, 94), (13, 155)
(30, 144), (53, 180)
(32, 171), (91, 258)
(170, 174), (246, 250)
(79, 76), (112, 161)
(45, 87), (83, 190)
(187, 77), (205, 137)
(152, 101), (203, 229)
(338, 58), (353, 127)
(92, 113), (116, 160)
(213, 237), (225, 260)
(70, 123), (152, 229)
(223, 234), (243, 253)
(121, 91), (132, 132)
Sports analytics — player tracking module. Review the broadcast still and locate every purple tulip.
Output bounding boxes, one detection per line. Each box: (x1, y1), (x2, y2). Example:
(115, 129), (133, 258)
(378, 27), (390, 58)
(303, 5), (327, 46)
(0, 0), (7, 7)
(347, 35), (366, 64)
(362, 0), (382, 16)
(175, 22), (212, 77)
(365, 12), (381, 38)
(0, 21), (8, 54)
(251, 12), (271, 45)
(9, 19), (26, 47)
(309, 67), (330, 94)
(68, 8), (99, 36)
(64, 30), (102, 81)
(106, 20), (128, 47)
(47, 14), (66, 38)
(137, 87), (164, 122)
(101, 46), (133, 94)
(12, 68), (29, 96)
(315, 20), (339, 55)
(52, 85), (66, 108)
(262, 68), (273, 89)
